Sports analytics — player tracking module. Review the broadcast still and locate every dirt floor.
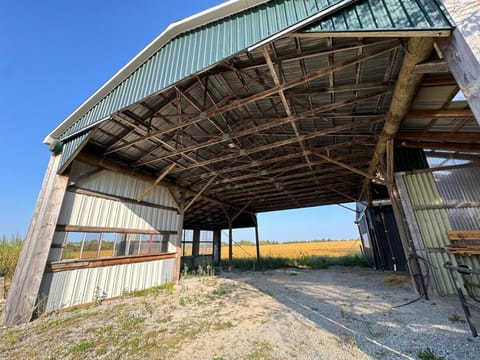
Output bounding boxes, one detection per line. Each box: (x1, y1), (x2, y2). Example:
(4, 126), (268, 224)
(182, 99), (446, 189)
(1, 267), (479, 359)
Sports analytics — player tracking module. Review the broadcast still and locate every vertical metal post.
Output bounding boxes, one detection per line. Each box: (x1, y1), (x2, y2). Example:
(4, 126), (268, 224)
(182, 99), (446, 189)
(213, 230), (221, 264)
(253, 214), (260, 263)
(228, 219), (233, 271)
(192, 229), (200, 268)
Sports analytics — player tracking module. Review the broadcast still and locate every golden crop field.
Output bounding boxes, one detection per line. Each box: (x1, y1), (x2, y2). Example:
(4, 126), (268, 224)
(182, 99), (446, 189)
(221, 240), (361, 260)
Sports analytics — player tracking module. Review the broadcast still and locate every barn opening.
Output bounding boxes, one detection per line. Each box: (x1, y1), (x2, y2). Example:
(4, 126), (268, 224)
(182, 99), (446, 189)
(4, 0), (480, 326)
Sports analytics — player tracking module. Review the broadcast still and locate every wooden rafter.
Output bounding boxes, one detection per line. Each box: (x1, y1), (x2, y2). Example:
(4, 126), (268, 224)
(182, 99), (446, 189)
(184, 176), (218, 212)
(137, 163), (176, 202)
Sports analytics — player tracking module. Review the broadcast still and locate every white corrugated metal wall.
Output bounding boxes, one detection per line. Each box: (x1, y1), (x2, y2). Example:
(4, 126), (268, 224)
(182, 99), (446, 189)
(396, 166), (480, 295)
(38, 161), (179, 312)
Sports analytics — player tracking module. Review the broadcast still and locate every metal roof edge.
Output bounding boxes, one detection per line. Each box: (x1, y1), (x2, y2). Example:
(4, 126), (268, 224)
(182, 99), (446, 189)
(44, 0), (270, 145)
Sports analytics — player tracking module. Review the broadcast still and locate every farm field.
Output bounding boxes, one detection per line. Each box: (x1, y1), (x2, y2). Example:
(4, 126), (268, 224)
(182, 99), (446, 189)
(221, 239), (361, 259)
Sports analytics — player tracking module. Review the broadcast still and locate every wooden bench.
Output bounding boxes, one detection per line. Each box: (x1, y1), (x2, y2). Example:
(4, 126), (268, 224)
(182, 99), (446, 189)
(446, 230), (480, 255)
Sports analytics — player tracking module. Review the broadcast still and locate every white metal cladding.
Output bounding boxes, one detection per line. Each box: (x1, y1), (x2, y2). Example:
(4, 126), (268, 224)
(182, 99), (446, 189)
(395, 170), (480, 295)
(38, 258), (175, 312)
(57, 192), (178, 232)
(70, 161), (176, 208)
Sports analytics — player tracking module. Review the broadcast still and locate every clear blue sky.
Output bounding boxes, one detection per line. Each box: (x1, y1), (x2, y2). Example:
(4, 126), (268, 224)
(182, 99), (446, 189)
(0, 0), (359, 241)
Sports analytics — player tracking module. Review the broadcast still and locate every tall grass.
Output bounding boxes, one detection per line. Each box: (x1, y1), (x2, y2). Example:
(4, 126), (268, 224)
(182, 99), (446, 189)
(218, 253), (369, 272)
(0, 235), (23, 283)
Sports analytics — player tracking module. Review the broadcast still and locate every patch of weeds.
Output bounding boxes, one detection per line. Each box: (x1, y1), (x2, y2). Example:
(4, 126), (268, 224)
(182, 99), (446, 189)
(6, 329), (18, 347)
(447, 313), (465, 323)
(93, 286), (107, 305)
(157, 315), (173, 324)
(212, 288), (232, 296)
(215, 321), (234, 330)
(127, 282), (175, 298)
(68, 341), (95, 355)
(119, 313), (145, 331)
(244, 341), (274, 360)
(142, 298), (154, 317)
(418, 348), (444, 360)
(180, 294), (206, 306)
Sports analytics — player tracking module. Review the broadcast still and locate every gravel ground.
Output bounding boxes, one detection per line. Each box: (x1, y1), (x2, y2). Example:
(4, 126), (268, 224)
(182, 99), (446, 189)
(1, 267), (478, 359)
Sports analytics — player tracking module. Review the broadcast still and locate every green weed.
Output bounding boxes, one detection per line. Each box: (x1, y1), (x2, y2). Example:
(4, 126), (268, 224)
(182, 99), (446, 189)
(418, 348), (444, 360)
(68, 341), (95, 355)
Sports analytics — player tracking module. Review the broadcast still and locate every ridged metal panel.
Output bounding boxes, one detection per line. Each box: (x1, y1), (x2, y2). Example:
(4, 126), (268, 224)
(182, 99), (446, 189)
(57, 192), (178, 232)
(39, 258), (175, 312)
(303, 0), (451, 32)
(402, 172), (457, 295)
(57, 130), (92, 173)
(400, 169), (480, 295)
(70, 161), (176, 209)
(58, 0), (451, 141)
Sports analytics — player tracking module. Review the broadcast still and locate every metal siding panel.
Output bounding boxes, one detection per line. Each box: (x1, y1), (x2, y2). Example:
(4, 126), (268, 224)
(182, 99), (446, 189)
(41, 258), (175, 312)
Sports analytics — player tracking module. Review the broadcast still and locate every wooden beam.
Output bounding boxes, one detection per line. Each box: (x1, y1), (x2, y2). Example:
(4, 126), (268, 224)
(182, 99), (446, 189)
(414, 60), (449, 73)
(4, 155), (69, 326)
(137, 163), (176, 202)
(363, 37), (435, 195)
(396, 131), (480, 143)
(75, 151), (249, 214)
(184, 176), (217, 212)
(396, 140), (480, 152)
(313, 152), (383, 183)
(231, 201), (252, 223)
(173, 194), (184, 282)
(438, 0), (480, 125)
(407, 109), (473, 118)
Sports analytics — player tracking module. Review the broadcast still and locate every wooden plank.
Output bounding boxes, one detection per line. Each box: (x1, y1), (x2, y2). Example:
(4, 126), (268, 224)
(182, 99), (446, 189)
(414, 60), (449, 73)
(447, 230), (480, 241)
(184, 176), (217, 212)
(395, 131), (480, 143)
(439, 0), (480, 125)
(137, 163), (176, 202)
(55, 225), (177, 235)
(4, 154), (69, 326)
(313, 152), (383, 183)
(407, 109), (473, 119)
(46, 253), (176, 273)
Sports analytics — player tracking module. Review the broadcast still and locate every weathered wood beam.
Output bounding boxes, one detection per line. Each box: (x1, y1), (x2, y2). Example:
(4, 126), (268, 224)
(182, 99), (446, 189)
(184, 176), (218, 212)
(4, 155), (69, 326)
(396, 131), (480, 143)
(396, 140), (480, 152)
(137, 163), (176, 202)
(313, 152), (383, 183)
(408, 109), (473, 118)
(414, 60), (449, 73)
(438, 0), (480, 124)
(75, 151), (249, 214)
(104, 42), (399, 154)
(363, 37), (435, 193)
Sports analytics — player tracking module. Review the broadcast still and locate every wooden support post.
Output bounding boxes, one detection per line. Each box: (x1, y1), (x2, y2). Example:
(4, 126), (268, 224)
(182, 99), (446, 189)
(252, 214), (260, 263)
(192, 229), (200, 268)
(4, 154), (69, 326)
(173, 193), (185, 282)
(439, 1), (480, 124)
(213, 230), (221, 265)
(184, 175), (217, 212)
(228, 219), (233, 271)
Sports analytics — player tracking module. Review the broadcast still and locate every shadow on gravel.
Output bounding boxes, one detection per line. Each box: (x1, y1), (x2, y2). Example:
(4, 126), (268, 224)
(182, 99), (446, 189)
(222, 267), (478, 360)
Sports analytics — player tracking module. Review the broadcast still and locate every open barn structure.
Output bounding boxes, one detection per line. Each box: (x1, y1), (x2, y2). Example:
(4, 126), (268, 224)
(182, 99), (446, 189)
(4, 0), (480, 326)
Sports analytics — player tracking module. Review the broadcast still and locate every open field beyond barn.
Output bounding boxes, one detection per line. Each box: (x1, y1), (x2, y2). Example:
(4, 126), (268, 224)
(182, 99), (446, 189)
(1, 267), (477, 360)
(221, 240), (361, 259)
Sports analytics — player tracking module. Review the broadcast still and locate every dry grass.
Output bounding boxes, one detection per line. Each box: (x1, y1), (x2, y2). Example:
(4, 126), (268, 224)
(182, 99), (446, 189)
(0, 236), (23, 283)
(221, 240), (361, 260)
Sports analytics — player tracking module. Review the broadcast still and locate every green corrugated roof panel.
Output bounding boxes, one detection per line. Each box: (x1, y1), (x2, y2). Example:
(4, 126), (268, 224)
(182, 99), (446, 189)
(58, 130), (93, 174)
(303, 0), (451, 32)
(57, 0), (452, 142)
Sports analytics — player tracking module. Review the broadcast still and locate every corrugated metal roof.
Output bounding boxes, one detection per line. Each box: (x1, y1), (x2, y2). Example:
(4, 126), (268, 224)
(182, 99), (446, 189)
(303, 0), (451, 32)
(57, 130), (93, 173)
(55, 0), (452, 143)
